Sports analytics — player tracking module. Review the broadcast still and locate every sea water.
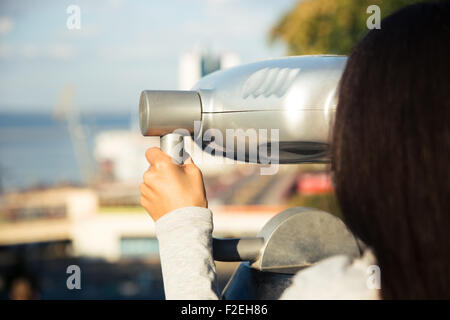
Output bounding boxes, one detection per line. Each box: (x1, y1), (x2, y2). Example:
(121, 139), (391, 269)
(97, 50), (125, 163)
(0, 112), (132, 190)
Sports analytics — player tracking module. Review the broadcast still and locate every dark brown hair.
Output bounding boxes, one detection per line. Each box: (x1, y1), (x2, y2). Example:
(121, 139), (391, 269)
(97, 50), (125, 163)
(332, 1), (450, 299)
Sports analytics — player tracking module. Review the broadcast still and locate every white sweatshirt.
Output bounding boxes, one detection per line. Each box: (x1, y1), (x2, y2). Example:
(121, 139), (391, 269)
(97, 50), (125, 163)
(155, 206), (380, 300)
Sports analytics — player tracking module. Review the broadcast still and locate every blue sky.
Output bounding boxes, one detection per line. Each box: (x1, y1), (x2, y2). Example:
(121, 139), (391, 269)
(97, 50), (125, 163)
(0, 0), (296, 113)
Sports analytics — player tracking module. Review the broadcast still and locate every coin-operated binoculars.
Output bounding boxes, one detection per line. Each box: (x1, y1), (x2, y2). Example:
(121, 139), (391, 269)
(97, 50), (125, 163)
(139, 56), (361, 299)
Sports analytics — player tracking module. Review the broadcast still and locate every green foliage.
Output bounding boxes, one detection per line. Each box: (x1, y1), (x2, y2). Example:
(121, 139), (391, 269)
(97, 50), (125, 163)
(270, 0), (431, 55)
(288, 192), (343, 219)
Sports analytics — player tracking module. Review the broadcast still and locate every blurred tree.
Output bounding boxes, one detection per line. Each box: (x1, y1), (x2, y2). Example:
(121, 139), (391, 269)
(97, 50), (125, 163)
(288, 193), (342, 219)
(270, 0), (431, 55)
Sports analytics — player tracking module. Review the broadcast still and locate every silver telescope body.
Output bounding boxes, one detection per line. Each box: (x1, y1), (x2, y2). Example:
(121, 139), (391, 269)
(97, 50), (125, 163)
(139, 55), (346, 164)
(138, 56), (356, 266)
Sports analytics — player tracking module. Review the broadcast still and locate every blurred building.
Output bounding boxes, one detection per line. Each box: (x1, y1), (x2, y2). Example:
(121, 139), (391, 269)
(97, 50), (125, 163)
(94, 131), (158, 184)
(178, 49), (240, 90)
(0, 187), (284, 261)
(297, 172), (333, 195)
(0, 188), (96, 245)
(93, 129), (248, 186)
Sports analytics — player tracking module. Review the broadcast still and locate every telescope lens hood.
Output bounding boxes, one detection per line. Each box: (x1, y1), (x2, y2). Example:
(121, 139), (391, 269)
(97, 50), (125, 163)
(139, 90), (202, 136)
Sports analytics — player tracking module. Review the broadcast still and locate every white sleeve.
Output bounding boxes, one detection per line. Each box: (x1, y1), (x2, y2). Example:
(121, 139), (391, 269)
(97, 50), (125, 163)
(155, 206), (220, 300)
(155, 206), (379, 300)
(280, 251), (380, 300)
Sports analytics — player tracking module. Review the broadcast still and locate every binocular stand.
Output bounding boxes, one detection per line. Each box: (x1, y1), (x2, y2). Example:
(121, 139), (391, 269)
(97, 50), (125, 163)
(160, 133), (361, 299)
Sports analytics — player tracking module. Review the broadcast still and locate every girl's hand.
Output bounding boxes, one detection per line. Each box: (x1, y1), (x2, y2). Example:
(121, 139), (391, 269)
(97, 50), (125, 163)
(140, 147), (208, 221)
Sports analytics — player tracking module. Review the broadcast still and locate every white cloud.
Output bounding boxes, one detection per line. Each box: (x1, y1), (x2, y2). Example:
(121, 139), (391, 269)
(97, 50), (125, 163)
(98, 45), (163, 61)
(106, 0), (125, 9)
(63, 23), (101, 38)
(0, 17), (13, 35)
(20, 44), (39, 59)
(47, 44), (75, 60)
(0, 43), (13, 58)
(0, 43), (76, 60)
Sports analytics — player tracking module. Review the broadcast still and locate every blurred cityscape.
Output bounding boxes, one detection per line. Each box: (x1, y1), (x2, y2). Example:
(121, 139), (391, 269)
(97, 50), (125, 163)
(0, 109), (336, 299)
(0, 0), (341, 299)
(0, 90), (336, 298)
